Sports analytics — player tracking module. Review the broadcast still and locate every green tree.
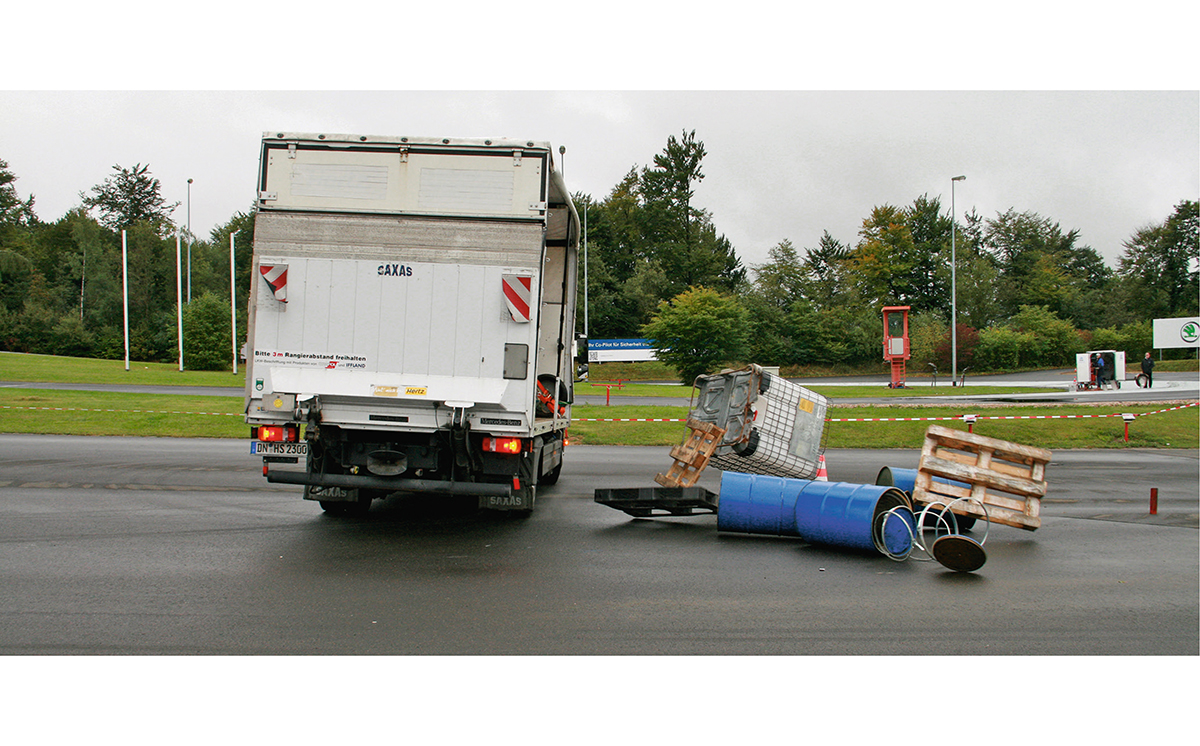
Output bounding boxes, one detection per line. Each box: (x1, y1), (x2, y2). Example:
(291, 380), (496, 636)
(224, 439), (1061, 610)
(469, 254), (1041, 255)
(845, 204), (920, 307)
(1009, 305), (1081, 366)
(182, 291), (232, 370)
(1118, 200), (1199, 316)
(974, 325), (1031, 371)
(80, 163), (179, 236)
(983, 208), (1110, 325)
(788, 305), (880, 368)
(1, 158), (37, 298)
(908, 311), (948, 371)
(642, 286), (750, 385)
(1, 157), (37, 230)
(639, 130), (744, 297)
(743, 239), (806, 366)
(905, 194), (954, 312)
(800, 230), (851, 310)
(749, 239), (807, 313)
(575, 131), (745, 337)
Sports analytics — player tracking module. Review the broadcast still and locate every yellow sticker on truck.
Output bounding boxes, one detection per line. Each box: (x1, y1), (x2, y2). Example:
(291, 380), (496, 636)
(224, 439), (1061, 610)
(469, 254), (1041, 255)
(373, 385), (426, 397)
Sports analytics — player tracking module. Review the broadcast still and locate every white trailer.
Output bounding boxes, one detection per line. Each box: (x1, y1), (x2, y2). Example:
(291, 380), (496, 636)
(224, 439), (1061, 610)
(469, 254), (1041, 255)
(1074, 349), (1125, 390)
(245, 132), (579, 514)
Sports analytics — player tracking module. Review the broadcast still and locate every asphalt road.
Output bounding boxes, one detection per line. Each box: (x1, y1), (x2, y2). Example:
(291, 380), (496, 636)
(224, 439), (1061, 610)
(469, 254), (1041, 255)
(0, 434), (1195, 657)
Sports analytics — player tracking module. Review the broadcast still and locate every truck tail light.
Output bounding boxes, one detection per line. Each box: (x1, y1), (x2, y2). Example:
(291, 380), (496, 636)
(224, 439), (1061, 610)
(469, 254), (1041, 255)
(482, 436), (525, 454)
(257, 425), (298, 442)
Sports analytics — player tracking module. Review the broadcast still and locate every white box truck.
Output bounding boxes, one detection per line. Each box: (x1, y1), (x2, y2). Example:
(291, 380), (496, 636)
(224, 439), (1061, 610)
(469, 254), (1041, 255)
(245, 132), (579, 515)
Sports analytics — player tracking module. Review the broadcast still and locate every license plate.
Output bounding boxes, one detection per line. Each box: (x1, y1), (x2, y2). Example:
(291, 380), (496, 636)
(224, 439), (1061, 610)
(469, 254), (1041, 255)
(252, 441), (308, 456)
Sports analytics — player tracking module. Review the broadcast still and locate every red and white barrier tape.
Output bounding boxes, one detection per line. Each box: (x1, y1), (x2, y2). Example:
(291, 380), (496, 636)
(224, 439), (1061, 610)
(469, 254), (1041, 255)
(8, 401), (1194, 423)
(3, 405), (242, 417)
(575, 401), (1198, 423)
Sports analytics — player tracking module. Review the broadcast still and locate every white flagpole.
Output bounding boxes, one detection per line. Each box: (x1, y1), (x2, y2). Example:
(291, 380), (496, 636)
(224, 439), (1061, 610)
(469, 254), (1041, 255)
(176, 233), (184, 371)
(230, 230), (239, 374)
(122, 230), (130, 371)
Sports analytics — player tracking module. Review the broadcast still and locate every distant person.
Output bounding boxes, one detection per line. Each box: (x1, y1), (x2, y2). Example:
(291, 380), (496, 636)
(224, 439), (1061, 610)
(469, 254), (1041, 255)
(1094, 354), (1106, 386)
(1141, 352), (1154, 388)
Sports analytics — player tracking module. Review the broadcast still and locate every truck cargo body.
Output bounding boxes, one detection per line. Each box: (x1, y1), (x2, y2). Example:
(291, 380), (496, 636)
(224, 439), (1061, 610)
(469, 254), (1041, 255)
(245, 133), (579, 514)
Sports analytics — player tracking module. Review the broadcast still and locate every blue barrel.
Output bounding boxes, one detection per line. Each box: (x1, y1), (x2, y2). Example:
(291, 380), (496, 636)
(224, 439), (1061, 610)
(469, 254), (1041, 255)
(876, 466), (970, 493)
(716, 471), (804, 536)
(717, 471), (914, 556)
(876, 466), (976, 531)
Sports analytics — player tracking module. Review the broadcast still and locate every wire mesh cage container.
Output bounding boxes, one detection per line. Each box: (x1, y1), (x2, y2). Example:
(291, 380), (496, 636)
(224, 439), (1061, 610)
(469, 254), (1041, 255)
(688, 365), (829, 480)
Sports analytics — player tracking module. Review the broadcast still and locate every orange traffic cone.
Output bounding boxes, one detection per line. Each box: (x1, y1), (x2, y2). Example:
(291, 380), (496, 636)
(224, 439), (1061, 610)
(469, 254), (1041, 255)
(815, 453), (829, 481)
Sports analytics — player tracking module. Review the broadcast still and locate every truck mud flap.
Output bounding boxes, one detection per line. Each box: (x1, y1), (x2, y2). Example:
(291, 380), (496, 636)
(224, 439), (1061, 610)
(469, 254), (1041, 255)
(267, 467), (512, 498)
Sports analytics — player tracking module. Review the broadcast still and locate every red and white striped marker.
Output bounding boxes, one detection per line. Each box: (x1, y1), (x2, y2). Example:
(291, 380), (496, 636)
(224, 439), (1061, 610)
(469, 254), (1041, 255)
(502, 274), (532, 323)
(259, 264), (288, 302)
(815, 453), (829, 481)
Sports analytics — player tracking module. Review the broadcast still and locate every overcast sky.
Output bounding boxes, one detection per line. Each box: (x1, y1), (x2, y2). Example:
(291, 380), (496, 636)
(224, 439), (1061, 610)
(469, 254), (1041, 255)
(4, 6), (1198, 275)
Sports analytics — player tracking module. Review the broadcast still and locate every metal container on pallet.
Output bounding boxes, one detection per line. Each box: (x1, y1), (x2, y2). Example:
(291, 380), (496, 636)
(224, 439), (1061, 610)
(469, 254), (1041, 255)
(690, 365), (829, 480)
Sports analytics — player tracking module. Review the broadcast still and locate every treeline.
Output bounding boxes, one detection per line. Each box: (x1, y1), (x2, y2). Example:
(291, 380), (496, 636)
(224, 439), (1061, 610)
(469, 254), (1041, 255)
(0, 159), (255, 369)
(578, 131), (1198, 374)
(2, 133), (1197, 375)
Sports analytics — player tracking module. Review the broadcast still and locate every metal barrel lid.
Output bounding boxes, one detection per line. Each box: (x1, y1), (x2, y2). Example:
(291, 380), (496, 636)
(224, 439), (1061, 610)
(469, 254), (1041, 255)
(931, 534), (987, 573)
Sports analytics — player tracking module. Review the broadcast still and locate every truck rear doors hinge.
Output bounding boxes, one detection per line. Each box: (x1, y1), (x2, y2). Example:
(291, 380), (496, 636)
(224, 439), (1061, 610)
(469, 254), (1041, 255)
(513, 150), (522, 166)
(398, 146), (408, 163)
(287, 143), (297, 159)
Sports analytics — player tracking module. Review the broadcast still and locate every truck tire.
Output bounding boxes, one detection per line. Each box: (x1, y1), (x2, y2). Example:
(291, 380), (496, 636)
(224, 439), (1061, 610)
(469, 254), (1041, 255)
(319, 490), (374, 516)
(536, 434), (565, 486)
(539, 455), (562, 486)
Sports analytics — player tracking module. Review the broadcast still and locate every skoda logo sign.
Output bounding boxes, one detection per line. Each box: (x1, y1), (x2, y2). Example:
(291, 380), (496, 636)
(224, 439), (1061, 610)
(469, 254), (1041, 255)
(1182, 322), (1199, 345)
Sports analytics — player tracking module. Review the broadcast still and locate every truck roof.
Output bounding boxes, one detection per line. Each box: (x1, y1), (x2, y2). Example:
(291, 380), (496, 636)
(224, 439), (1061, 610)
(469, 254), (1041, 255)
(258, 131), (575, 226)
(262, 131), (556, 154)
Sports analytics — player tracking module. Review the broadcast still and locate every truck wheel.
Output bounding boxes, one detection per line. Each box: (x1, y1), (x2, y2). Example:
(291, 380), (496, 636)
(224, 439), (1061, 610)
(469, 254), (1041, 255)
(541, 461), (562, 486)
(539, 453), (562, 486)
(319, 491), (373, 516)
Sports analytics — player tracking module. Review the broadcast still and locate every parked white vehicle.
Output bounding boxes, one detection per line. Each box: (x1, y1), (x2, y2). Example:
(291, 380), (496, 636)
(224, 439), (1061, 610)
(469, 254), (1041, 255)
(1075, 350), (1125, 390)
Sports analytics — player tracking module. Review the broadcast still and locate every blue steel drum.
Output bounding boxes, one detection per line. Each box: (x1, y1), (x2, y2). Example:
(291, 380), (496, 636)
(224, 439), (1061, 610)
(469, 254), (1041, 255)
(876, 466), (977, 531)
(875, 466), (918, 493)
(875, 466), (970, 493)
(715, 471), (803, 536)
(792, 480), (913, 554)
(718, 471), (914, 556)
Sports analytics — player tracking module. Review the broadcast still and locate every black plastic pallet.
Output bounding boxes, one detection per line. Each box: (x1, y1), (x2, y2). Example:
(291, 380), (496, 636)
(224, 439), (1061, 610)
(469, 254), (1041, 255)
(594, 487), (720, 517)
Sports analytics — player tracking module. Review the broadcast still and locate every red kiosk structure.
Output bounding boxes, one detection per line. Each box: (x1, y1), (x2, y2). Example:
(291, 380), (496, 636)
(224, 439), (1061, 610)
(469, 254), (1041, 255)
(882, 306), (910, 388)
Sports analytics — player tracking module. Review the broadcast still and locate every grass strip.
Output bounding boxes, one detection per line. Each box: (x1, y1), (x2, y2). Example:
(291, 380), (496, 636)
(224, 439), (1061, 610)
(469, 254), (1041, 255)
(0, 389), (246, 438)
(2, 389), (1195, 450)
(1, 352), (1063, 399)
(569, 401), (1198, 449)
(1, 352), (244, 388)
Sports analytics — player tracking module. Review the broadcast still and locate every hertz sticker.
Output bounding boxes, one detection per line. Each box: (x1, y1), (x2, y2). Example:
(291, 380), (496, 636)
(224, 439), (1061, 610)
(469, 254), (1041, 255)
(373, 386), (398, 397)
(406, 386), (428, 396)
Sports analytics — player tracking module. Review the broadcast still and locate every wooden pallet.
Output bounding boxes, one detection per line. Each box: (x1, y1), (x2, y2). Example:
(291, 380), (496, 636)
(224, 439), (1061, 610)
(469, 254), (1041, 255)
(912, 424), (1052, 531)
(655, 419), (726, 488)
